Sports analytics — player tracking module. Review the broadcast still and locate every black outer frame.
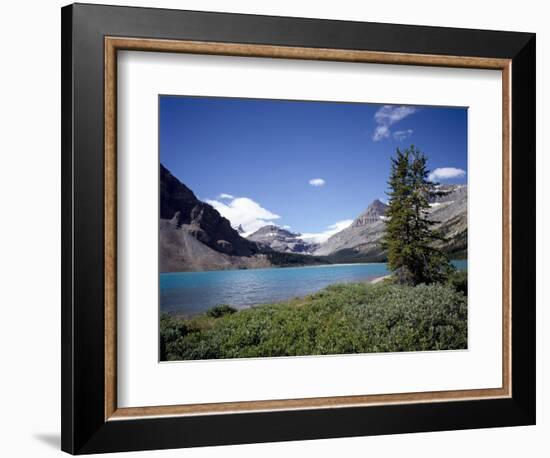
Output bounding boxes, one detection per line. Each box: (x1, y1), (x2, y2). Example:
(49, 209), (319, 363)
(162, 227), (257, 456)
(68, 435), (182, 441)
(61, 3), (536, 454)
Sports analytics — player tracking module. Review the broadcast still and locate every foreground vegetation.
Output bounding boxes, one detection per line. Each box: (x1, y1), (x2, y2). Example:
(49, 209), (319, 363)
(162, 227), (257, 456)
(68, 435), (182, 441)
(160, 274), (467, 361)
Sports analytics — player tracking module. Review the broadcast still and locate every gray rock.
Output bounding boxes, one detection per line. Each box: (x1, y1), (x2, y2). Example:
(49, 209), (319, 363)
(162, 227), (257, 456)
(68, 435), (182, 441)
(247, 225), (318, 254)
(160, 164), (263, 256)
(314, 186), (467, 260)
(314, 199), (388, 256)
(160, 218), (272, 272)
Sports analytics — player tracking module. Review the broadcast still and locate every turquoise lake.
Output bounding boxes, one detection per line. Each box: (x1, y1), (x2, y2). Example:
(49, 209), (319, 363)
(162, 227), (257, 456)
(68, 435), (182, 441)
(161, 260), (467, 316)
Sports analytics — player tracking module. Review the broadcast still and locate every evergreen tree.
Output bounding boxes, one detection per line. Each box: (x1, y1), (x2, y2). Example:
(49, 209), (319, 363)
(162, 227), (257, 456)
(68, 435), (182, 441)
(383, 146), (453, 285)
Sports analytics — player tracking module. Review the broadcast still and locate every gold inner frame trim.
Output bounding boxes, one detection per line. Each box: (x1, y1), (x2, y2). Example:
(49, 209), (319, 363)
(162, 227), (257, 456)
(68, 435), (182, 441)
(104, 36), (512, 421)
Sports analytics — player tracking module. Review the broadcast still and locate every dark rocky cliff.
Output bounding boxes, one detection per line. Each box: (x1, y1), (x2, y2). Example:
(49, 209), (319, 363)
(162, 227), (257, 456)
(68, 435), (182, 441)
(160, 164), (262, 257)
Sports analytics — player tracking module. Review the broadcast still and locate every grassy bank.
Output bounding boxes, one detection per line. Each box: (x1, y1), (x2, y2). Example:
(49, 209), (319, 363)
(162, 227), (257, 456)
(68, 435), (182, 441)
(161, 275), (467, 361)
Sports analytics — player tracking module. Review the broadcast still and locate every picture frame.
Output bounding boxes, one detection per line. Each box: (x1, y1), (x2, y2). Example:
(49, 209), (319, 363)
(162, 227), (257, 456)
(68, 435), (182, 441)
(61, 3), (536, 454)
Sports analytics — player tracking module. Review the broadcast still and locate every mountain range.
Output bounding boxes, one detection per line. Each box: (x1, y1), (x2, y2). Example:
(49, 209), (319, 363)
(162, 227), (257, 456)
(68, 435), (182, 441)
(160, 164), (467, 272)
(160, 164), (269, 272)
(313, 186), (467, 261)
(247, 225), (319, 254)
(313, 199), (389, 260)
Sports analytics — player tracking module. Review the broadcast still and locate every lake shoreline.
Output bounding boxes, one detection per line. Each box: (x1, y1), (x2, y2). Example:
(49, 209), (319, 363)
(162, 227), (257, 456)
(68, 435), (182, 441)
(168, 273), (391, 319)
(369, 274), (392, 284)
(161, 263), (392, 316)
(161, 261), (467, 317)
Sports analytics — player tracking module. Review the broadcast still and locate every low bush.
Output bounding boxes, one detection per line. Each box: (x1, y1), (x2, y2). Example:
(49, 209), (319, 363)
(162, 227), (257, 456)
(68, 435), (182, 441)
(447, 270), (468, 296)
(206, 304), (238, 318)
(160, 282), (467, 361)
(160, 314), (190, 361)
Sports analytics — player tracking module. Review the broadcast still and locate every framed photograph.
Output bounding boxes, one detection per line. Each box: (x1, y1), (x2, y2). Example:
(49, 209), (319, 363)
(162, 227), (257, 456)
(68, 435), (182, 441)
(61, 3), (536, 454)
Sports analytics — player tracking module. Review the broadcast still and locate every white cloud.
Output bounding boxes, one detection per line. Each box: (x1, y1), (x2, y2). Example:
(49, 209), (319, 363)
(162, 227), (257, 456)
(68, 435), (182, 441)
(373, 125), (390, 141)
(282, 225), (292, 230)
(218, 193), (234, 200)
(374, 105), (416, 124)
(372, 105), (416, 142)
(309, 178), (326, 187)
(206, 196), (280, 235)
(393, 129), (414, 141)
(428, 167), (466, 182)
(301, 219), (354, 244)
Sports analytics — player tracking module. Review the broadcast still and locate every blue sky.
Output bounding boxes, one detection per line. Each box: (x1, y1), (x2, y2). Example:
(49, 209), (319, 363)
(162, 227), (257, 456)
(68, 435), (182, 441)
(160, 96), (467, 241)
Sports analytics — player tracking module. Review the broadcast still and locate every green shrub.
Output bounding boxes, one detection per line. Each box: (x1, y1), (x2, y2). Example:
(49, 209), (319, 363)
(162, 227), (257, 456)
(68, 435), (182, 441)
(160, 314), (190, 361)
(206, 304), (238, 318)
(161, 282), (467, 361)
(448, 270), (468, 296)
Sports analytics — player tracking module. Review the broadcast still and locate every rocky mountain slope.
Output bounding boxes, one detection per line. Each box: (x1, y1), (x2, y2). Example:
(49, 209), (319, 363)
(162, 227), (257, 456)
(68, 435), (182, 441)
(160, 165), (326, 272)
(160, 164), (269, 271)
(160, 164), (262, 258)
(160, 217), (272, 272)
(247, 225), (318, 254)
(428, 185), (468, 258)
(313, 199), (388, 260)
(313, 187), (467, 260)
